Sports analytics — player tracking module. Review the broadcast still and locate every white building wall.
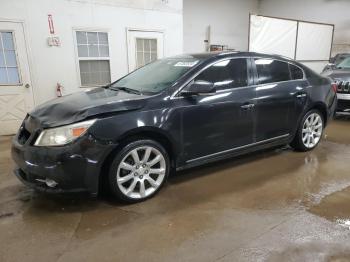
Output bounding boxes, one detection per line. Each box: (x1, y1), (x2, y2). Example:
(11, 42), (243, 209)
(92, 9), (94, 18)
(183, 0), (259, 53)
(0, 0), (183, 105)
(258, 0), (350, 55)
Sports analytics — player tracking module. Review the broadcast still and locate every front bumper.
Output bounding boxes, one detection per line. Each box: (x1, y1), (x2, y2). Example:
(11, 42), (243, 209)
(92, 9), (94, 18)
(14, 168), (87, 194)
(11, 133), (115, 195)
(336, 93), (350, 112)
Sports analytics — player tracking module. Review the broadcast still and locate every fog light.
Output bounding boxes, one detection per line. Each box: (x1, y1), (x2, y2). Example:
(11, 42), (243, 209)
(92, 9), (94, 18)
(45, 179), (58, 188)
(35, 178), (58, 188)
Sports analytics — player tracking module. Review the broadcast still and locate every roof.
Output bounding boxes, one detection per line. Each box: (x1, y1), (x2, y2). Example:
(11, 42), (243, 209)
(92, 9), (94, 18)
(173, 51), (296, 62)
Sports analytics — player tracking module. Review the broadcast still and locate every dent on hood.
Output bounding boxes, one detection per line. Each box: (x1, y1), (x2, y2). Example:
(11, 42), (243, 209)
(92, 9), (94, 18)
(29, 88), (146, 128)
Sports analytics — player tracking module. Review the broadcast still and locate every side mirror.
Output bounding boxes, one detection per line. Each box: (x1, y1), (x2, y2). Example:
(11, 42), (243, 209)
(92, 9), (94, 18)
(181, 80), (216, 96)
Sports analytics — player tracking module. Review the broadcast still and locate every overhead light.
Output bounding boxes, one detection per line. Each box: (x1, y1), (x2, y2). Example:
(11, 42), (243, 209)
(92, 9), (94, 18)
(255, 59), (273, 65)
(213, 60), (230, 67)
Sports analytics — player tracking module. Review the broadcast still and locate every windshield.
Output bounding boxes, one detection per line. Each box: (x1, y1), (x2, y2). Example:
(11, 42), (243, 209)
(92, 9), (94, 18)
(337, 57), (350, 69)
(334, 55), (350, 65)
(110, 58), (200, 94)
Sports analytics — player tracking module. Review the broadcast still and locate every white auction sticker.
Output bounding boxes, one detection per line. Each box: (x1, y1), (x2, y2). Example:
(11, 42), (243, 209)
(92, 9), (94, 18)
(174, 61), (199, 67)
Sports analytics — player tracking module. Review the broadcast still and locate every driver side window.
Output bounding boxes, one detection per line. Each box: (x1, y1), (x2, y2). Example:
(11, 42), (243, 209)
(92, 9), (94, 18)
(194, 58), (248, 91)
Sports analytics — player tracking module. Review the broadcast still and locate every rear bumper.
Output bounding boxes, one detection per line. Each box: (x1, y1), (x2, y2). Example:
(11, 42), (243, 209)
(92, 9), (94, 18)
(328, 94), (338, 120)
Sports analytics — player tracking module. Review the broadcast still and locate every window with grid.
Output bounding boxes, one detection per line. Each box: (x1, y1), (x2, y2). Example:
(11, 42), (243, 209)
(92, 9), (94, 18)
(76, 31), (111, 87)
(0, 32), (20, 85)
(136, 38), (157, 69)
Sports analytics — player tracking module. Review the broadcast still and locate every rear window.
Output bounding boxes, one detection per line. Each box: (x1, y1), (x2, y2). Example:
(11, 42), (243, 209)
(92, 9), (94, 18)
(289, 64), (304, 80)
(254, 59), (291, 84)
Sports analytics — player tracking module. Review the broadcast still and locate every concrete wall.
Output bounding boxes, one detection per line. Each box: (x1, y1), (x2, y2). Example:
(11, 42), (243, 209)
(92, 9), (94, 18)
(183, 0), (259, 53)
(258, 0), (350, 55)
(0, 0), (183, 105)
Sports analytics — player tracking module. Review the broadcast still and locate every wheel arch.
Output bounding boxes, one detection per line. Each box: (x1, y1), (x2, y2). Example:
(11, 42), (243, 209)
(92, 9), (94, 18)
(310, 102), (328, 126)
(98, 127), (178, 194)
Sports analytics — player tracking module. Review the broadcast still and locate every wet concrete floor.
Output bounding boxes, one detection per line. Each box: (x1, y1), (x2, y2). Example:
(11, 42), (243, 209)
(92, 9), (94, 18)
(1, 116), (350, 261)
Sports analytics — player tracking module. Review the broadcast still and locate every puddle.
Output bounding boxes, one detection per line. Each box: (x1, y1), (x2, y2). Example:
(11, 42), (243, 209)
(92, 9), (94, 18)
(309, 186), (350, 228)
(268, 243), (350, 262)
(325, 116), (350, 145)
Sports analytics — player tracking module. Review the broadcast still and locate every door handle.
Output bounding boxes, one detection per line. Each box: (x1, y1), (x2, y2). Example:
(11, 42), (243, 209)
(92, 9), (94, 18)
(296, 93), (307, 98)
(241, 103), (255, 109)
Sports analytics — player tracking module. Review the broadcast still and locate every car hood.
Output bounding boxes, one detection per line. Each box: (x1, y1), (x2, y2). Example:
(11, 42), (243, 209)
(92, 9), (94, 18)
(322, 69), (350, 81)
(29, 87), (148, 128)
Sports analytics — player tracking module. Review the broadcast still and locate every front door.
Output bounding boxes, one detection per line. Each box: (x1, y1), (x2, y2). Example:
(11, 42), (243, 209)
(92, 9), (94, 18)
(127, 30), (164, 72)
(0, 22), (34, 135)
(179, 58), (256, 162)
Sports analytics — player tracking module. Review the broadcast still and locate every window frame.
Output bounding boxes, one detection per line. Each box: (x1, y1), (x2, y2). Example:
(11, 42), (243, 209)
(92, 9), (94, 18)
(172, 56), (254, 98)
(0, 30), (22, 86)
(251, 57), (305, 86)
(73, 29), (111, 88)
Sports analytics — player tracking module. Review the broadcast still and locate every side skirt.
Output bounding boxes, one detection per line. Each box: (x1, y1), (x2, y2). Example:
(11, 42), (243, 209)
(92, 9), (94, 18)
(176, 135), (291, 171)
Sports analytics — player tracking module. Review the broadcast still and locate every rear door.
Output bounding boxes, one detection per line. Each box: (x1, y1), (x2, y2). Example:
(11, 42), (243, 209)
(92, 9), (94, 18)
(252, 58), (307, 142)
(0, 22), (34, 135)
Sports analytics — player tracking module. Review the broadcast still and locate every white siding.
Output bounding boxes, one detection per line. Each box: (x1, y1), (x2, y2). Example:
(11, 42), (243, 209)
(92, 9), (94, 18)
(183, 0), (259, 53)
(0, 0), (183, 105)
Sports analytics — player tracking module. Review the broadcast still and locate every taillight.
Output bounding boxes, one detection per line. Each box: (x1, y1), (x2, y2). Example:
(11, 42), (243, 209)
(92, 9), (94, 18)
(331, 83), (337, 93)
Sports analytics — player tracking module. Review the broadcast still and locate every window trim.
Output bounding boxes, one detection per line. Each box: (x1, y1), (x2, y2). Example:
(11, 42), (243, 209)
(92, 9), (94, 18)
(0, 30), (23, 86)
(73, 29), (111, 88)
(251, 57), (306, 86)
(171, 56), (253, 99)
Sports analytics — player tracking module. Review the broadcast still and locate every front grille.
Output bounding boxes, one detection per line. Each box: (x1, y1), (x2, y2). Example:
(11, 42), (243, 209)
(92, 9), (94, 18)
(337, 99), (350, 111)
(17, 127), (31, 145)
(336, 80), (350, 94)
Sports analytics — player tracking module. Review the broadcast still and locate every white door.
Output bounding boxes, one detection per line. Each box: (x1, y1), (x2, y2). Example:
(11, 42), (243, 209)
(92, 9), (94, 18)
(127, 30), (164, 72)
(0, 22), (34, 135)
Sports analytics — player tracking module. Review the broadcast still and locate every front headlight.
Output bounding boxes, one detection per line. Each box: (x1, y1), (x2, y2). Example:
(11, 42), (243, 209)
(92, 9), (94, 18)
(34, 119), (96, 146)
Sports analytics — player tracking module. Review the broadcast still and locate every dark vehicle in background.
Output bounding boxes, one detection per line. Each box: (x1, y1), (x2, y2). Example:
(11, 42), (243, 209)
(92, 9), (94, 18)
(12, 52), (337, 203)
(322, 53), (350, 73)
(322, 56), (350, 112)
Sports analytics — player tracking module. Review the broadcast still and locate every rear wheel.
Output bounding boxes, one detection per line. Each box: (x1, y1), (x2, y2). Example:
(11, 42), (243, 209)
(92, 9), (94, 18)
(290, 109), (324, 151)
(108, 139), (170, 203)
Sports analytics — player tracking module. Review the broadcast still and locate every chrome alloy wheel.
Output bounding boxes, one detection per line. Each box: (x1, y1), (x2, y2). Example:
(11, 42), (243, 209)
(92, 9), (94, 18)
(116, 146), (166, 199)
(302, 113), (323, 149)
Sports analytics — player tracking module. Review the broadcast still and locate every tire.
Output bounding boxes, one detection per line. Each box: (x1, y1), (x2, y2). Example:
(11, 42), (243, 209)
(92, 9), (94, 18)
(290, 109), (324, 152)
(108, 139), (170, 203)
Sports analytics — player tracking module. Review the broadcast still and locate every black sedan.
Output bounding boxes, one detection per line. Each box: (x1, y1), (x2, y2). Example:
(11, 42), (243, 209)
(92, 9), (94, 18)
(12, 52), (337, 202)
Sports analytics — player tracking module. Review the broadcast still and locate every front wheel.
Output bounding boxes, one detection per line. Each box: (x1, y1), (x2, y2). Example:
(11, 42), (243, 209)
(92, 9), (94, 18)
(290, 110), (324, 152)
(108, 139), (170, 203)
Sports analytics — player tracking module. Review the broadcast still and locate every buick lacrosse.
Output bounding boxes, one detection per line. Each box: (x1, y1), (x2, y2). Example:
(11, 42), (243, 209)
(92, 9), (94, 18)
(12, 52), (337, 202)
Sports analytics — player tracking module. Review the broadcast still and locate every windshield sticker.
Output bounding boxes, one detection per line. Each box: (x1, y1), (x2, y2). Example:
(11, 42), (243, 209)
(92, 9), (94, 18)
(174, 61), (199, 67)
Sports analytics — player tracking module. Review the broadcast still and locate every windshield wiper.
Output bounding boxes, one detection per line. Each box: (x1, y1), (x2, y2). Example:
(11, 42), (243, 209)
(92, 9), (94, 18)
(102, 83), (112, 88)
(110, 86), (142, 95)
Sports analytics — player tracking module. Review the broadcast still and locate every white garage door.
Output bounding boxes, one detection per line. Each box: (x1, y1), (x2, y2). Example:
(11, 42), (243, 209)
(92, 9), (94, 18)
(0, 21), (34, 135)
(249, 15), (334, 73)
